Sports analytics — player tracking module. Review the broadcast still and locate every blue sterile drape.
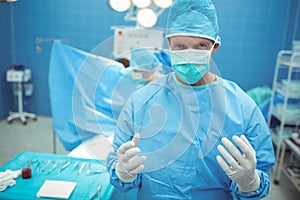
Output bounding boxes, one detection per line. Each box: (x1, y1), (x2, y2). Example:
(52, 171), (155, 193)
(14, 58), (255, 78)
(49, 42), (171, 151)
(49, 41), (125, 151)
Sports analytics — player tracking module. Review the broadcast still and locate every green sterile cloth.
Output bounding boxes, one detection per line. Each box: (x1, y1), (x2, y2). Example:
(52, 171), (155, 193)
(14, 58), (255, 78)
(247, 85), (272, 106)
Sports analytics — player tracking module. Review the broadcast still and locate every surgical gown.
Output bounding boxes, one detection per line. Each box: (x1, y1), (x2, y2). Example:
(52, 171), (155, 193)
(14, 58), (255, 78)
(107, 73), (275, 200)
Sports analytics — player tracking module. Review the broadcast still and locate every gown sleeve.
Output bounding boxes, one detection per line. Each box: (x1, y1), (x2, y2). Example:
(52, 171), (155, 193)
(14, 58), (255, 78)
(230, 104), (275, 199)
(106, 96), (142, 191)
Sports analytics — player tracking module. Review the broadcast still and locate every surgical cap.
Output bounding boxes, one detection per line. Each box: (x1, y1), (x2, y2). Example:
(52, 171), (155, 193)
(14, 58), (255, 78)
(166, 0), (221, 43)
(130, 48), (160, 72)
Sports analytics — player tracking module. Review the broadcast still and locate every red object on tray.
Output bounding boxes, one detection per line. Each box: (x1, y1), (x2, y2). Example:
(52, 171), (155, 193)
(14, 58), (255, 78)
(22, 168), (32, 179)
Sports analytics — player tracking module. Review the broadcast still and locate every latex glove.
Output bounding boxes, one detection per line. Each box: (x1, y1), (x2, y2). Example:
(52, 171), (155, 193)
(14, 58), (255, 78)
(216, 135), (260, 193)
(116, 133), (147, 183)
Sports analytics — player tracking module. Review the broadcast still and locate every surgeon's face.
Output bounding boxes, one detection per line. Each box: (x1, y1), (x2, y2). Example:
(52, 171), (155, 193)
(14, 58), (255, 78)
(168, 36), (218, 53)
(133, 69), (155, 80)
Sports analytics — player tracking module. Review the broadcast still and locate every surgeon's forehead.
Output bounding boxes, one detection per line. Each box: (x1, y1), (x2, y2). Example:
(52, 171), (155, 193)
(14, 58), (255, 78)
(169, 36), (213, 45)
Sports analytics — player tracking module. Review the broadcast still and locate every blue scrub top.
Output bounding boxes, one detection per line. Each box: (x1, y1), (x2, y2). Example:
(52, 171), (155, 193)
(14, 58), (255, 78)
(107, 73), (275, 200)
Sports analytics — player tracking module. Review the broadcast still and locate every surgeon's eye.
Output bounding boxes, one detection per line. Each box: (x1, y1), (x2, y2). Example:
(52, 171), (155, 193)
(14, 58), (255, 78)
(172, 44), (187, 50)
(193, 43), (209, 50)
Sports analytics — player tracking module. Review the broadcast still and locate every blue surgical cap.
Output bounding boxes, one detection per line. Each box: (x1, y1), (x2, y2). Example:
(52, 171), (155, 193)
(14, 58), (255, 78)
(166, 0), (221, 44)
(130, 48), (161, 72)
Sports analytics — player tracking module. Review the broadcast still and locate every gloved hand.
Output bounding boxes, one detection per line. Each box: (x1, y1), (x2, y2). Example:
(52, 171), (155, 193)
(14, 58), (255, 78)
(216, 135), (260, 193)
(116, 133), (147, 183)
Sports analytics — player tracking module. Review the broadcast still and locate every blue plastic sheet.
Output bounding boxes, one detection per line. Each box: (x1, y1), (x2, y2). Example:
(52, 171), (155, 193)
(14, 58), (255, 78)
(49, 42), (170, 151)
(49, 41), (95, 151)
(49, 41), (126, 151)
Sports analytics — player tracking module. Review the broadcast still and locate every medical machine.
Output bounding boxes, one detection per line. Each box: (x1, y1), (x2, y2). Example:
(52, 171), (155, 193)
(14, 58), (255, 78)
(112, 26), (165, 60)
(6, 65), (37, 125)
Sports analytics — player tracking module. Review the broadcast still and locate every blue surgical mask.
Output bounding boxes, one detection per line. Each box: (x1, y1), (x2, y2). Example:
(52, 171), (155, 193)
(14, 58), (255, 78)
(171, 47), (213, 84)
(132, 71), (147, 84)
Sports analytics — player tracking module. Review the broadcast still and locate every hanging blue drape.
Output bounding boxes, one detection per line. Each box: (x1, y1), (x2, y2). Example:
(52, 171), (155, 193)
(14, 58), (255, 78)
(49, 41), (125, 151)
(49, 42), (172, 151)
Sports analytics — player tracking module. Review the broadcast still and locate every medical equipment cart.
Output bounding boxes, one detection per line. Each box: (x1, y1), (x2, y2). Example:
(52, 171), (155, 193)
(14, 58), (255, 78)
(6, 66), (37, 125)
(267, 50), (300, 185)
(274, 135), (300, 191)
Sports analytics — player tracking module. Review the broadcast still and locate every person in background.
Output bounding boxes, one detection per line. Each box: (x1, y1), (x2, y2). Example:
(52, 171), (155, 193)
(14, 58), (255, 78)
(130, 48), (164, 85)
(107, 0), (275, 199)
(110, 48), (165, 122)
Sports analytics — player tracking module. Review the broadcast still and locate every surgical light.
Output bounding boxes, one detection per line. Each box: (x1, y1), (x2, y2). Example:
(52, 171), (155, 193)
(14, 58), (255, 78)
(132, 0), (152, 8)
(109, 0), (173, 28)
(109, 0), (131, 12)
(153, 0), (173, 8)
(137, 8), (157, 28)
(0, 0), (18, 3)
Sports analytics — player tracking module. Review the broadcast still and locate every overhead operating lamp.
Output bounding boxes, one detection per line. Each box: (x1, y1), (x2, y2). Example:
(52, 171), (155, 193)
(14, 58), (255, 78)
(109, 0), (131, 12)
(0, 0), (18, 3)
(132, 0), (152, 8)
(153, 0), (173, 8)
(109, 0), (173, 28)
(137, 8), (157, 28)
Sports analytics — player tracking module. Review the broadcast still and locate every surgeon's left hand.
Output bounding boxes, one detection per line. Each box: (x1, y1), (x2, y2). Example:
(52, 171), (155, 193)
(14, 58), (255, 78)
(216, 135), (260, 193)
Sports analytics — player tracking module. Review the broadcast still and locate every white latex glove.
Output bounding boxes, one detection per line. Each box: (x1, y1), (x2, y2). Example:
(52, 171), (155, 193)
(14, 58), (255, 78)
(116, 133), (147, 183)
(216, 135), (260, 193)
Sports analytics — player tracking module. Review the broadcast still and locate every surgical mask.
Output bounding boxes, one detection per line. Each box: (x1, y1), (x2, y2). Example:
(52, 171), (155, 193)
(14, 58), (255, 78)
(132, 71), (147, 84)
(171, 47), (214, 84)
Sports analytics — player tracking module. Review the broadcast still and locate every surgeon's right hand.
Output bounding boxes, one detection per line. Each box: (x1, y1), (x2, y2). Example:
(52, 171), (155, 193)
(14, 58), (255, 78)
(116, 133), (147, 183)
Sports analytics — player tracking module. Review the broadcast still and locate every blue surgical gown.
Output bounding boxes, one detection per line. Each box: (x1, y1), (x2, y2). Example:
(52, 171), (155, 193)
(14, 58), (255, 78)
(107, 73), (275, 200)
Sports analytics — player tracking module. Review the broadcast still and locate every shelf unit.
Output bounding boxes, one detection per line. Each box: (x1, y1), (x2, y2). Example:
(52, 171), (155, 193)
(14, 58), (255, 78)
(268, 50), (300, 189)
(274, 138), (300, 192)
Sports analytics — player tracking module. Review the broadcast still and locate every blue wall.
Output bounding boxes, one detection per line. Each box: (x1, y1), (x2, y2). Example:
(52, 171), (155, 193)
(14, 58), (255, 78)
(213, 0), (298, 90)
(0, 3), (13, 120)
(0, 0), (299, 120)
